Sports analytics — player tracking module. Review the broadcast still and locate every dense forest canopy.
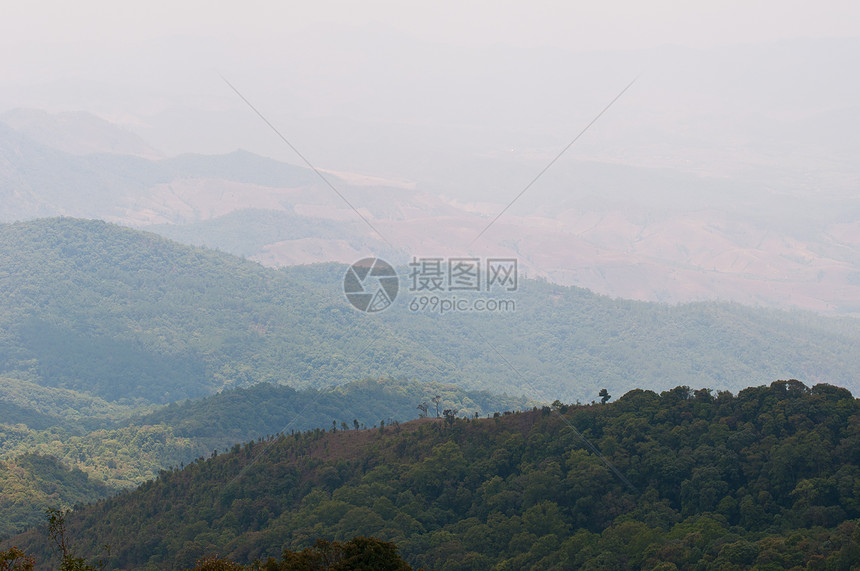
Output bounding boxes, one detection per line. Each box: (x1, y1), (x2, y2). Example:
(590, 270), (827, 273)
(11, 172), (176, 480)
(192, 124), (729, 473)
(4, 380), (859, 570)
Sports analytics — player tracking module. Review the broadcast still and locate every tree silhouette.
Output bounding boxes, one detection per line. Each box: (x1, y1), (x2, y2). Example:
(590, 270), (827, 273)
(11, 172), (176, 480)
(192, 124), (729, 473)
(598, 388), (611, 404)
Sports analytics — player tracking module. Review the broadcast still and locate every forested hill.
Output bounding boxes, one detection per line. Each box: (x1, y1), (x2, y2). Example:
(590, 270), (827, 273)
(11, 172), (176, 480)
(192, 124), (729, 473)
(2, 217), (860, 405)
(0, 377), (531, 539)
(6, 380), (860, 569)
(129, 377), (533, 441)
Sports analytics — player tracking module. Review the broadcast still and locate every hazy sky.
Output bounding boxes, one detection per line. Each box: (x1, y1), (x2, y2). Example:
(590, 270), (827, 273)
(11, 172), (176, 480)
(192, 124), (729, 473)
(3, 1), (860, 55)
(2, 1), (859, 185)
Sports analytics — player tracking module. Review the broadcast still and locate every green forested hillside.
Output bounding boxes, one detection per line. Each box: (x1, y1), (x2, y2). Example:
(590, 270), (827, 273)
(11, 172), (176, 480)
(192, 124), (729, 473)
(131, 377), (532, 441)
(0, 377), (529, 540)
(0, 377), (130, 429)
(2, 217), (860, 407)
(6, 380), (859, 570)
(0, 453), (110, 539)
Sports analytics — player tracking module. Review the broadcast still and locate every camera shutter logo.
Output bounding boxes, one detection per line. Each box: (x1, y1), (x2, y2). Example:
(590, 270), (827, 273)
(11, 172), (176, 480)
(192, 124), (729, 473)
(343, 258), (399, 313)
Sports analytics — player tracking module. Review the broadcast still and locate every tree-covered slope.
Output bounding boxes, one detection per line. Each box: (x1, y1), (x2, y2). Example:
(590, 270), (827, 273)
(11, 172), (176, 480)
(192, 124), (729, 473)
(0, 377), (530, 541)
(0, 217), (367, 403)
(130, 377), (533, 441)
(0, 453), (110, 539)
(2, 217), (860, 406)
(5, 380), (859, 570)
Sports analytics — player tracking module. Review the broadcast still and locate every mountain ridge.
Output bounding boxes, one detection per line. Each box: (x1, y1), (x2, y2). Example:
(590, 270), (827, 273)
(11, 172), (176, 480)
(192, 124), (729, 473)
(2, 217), (860, 406)
(3, 109), (860, 313)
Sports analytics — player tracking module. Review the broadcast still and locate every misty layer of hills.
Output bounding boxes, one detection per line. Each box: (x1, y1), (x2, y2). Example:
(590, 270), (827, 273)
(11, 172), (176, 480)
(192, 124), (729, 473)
(3, 218), (860, 406)
(3, 36), (860, 316)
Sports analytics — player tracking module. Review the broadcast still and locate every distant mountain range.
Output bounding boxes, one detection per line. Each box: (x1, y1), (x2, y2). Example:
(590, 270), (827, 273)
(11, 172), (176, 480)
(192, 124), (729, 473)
(2, 108), (860, 313)
(0, 108), (163, 158)
(2, 217), (859, 406)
